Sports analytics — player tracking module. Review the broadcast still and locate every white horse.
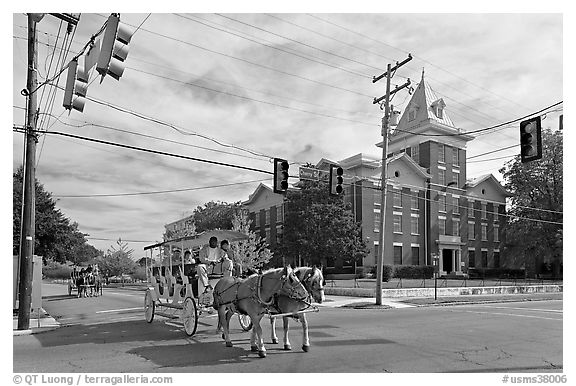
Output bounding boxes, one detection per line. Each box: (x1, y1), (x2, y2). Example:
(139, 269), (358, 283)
(213, 266), (309, 358)
(270, 266), (325, 352)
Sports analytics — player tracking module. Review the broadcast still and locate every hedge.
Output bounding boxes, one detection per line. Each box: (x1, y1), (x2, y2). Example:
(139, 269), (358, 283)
(393, 265), (435, 279)
(467, 268), (526, 279)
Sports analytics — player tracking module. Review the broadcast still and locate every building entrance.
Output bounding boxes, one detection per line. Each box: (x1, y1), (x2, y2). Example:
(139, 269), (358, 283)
(442, 249), (453, 273)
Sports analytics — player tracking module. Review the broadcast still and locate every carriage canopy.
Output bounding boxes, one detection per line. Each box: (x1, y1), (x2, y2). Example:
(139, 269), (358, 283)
(143, 230), (249, 252)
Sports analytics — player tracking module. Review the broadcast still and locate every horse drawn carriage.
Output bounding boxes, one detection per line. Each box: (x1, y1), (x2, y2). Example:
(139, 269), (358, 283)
(68, 264), (103, 298)
(143, 230), (325, 358)
(142, 230), (253, 336)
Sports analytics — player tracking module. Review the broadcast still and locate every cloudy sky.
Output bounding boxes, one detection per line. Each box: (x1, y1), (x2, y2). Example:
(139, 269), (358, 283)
(10, 7), (564, 256)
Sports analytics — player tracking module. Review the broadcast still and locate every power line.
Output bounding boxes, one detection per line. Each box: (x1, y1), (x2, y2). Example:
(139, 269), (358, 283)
(45, 114), (270, 162)
(307, 13), (533, 115)
(14, 127), (273, 175)
(54, 178), (271, 198)
(211, 13), (383, 75)
(176, 13), (372, 78)
(98, 15), (372, 99)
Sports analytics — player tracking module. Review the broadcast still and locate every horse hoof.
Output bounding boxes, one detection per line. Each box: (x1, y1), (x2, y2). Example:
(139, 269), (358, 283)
(251, 345), (258, 352)
(302, 345), (310, 352)
(258, 350), (267, 358)
(272, 338), (278, 344)
(225, 342), (233, 348)
(283, 345), (292, 351)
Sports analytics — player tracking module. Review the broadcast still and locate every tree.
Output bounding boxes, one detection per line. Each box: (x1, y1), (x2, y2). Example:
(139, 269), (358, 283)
(191, 201), (241, 233)
(13, 166), (100, 263)
(499, 127), (563, 277)
(230, 210), (273, 272)
(96, 238), (138, 282)
(277, 180), (368, 269)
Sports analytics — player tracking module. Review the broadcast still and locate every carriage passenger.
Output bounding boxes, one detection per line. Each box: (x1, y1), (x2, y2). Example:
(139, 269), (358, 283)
(196, 236), (233, 292)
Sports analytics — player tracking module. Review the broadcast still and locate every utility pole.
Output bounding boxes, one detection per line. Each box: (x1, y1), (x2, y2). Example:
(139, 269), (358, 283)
(17, 14), (41, 330)
(372, 55), (412, 305)
(17, 13), (79, 330)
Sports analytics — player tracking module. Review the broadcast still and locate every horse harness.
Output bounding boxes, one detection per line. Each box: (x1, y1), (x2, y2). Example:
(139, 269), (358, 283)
(213, 271), (308, 316)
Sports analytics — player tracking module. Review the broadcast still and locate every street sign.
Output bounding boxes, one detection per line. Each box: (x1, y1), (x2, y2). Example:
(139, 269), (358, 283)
(298, 167), (331, 183)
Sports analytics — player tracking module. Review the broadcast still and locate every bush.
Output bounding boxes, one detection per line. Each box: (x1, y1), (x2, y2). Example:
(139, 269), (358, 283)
(43, 261), (72, 280)
(355, 266), (366, 278)
(394, 265), (434, 279)
(468, 268), (526, 279)
(382, 265), (393, 282)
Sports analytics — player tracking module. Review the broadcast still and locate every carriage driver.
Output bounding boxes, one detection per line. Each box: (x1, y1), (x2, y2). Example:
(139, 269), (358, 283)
(197, 236), (233, 292)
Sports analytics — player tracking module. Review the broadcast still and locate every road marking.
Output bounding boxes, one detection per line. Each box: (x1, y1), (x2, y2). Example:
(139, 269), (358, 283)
(105, 292), (143, 298)
(455, 310), (562, 321)
(95, 307), (142, 314)
(472, 305), (563, 313)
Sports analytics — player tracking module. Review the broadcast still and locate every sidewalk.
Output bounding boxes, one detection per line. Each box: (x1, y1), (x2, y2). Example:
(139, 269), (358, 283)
(13, 309), (60, 336)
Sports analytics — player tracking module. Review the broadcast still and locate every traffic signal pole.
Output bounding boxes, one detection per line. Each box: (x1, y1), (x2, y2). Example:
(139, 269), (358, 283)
(18, 14), (40, 330)
(372, 56), (412, 305)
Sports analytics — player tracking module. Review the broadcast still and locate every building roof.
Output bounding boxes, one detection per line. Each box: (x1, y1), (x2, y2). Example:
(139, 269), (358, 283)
(466, 174), (512, 197)
(386, 152), (431, 179)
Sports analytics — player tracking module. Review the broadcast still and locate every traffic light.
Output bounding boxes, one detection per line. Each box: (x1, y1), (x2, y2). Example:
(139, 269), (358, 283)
(96, 14), (133, 81)
(63, 58), (88, 113)
(273, 158), (290, 194)
(520, 116), (542, 163)
(329, 165), (344, 196)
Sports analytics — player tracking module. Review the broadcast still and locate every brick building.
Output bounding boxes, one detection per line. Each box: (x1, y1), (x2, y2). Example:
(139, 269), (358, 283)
(243, 74), (512, 274)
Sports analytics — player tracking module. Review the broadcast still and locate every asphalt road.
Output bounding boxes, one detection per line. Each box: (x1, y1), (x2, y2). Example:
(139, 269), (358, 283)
(13, 283), (563, 373)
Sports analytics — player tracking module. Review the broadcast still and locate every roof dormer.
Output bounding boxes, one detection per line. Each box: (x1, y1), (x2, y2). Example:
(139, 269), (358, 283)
(430, 98), (446, 120)
(407, 102), (419, 122)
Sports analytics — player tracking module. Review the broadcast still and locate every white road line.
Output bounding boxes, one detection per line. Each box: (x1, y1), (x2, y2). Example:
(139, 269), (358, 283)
(95, 307), (142, 314)
(455, 310), (563, 321)
(472, 305), (563, 313)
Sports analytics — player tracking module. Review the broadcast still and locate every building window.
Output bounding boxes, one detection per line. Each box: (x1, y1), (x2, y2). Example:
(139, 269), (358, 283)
(254, 212), (260, 228)
(481, 203), (487, 219)
(481, 224), (488, 240)
(453, 148), (459, 165)
(394, 246), (402, 265)
(411, 216), (419, 235)
(439, 218), (446, 235)
(468, 250), (476, 268)
(468, 201), (475, 217)
(411, 247), (420, 265)
(494, 210), (499, 223)
(453, 196), (460, 214)
(468, 222), (475, 240)
(276, 225), (283, 244)
(436, 105), (443, 119)
(393, 215), (402, 233)
(265, 229), (271, 245)
(276, 205), (283, 223)
(265, 209), (270, 225)
(374, 244), (379, 262)
(439, 195), (446, 212)
(439, 144), (445, 163)
(411, 194), (419, 210)
(453, 219), (460, 237)
(411, 145), (420, 164)
(439, 169), (446, 186)
(494, 225), (500, 242)
(374, 210), (381, 232)
(494, 252), (501, 268)
(481, 251), (488, 267)
(452, 170), (460, 185)
(408, 108), (416, 122)
(393, 190), (402, 207)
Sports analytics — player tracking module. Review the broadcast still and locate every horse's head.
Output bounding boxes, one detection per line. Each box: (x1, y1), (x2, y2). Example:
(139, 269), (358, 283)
(279, 265), (309, 301)
(299, 266), (325, 304)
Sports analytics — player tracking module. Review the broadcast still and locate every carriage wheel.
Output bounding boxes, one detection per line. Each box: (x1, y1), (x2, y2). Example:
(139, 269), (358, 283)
(144, 290), (155, 323)
(182, 297), (198, 336)
(238, 314), (253, 331)
(68, 283), (72, 296)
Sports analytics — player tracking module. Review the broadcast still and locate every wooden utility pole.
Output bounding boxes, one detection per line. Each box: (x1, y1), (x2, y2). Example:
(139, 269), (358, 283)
(17, 14), (41, 330)
(372, 55), (412, 305)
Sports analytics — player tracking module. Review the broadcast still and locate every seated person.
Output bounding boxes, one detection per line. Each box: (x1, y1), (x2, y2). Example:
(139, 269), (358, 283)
(196, 236), (233, 292)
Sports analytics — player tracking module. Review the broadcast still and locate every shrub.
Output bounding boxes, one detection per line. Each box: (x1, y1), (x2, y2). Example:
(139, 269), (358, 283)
(43, 261), (72, 280)
(355, 266), (366, 278)
(468, 268), (526, 279)
(394, 265), (434, 279)
(382, 265), (393, 282)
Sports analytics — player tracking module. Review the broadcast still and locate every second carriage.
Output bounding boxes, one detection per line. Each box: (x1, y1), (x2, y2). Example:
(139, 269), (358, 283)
(142, 230), (253, 336)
